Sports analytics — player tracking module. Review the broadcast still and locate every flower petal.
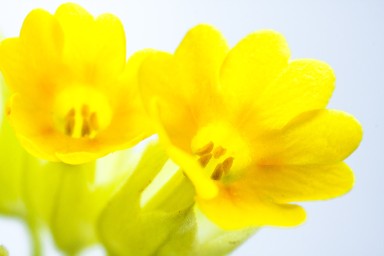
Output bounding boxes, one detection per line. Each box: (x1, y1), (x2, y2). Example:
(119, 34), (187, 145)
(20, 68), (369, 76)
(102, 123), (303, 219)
(197, 162), (353, 229)
(220, 30), (290, 106)
(167, 144), (218, 199)
(251, 162), (354, 203)
(0, 9), (64, 95)
(91, 14), (126, 80)
(174, 24), (229, 102)
(140, 25), (230, 150)
(0, 38), (30, 93)
(96, 50), (154, 149)
(54, 3), (93, 63)
(197, 185), (306, 229)
(7, 93), (53, 139)
(257, 59), (336, 128)
(20, 8), (64, 67)
(266, 109), (363, 165)
(56, 152), (98, 165)
(55, 3), (126, 83)
(9, 92), (98, 163)
(141, 93), (218, 199)
(139, 51), (199, 151)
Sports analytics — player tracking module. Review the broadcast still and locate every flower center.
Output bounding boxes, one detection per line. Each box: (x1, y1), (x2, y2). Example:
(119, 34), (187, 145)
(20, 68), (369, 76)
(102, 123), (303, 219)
(191, 123), (251, 182)
(194, 141), (234, 180)
(54, 86), (112, 139)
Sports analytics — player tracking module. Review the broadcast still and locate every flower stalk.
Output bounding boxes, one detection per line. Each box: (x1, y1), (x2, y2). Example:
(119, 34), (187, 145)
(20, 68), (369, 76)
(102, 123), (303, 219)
(97, 140), (196, 255)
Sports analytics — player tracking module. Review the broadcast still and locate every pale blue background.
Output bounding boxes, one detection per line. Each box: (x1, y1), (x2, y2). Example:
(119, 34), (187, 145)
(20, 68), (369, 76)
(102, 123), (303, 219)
(0, 0), (382, 255)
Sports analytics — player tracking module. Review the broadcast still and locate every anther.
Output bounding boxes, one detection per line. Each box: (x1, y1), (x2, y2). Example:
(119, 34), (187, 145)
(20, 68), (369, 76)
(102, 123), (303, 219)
(198, 153), (212, 168)
(65, 108), (75, 136)
(81, 119), (91, 137)
(213, 146), (227, 159)
(222, 157), (234, 174)
(211, 163), (224, 180)
(195, 141), (214, 156)
(63, 105), (100, 138)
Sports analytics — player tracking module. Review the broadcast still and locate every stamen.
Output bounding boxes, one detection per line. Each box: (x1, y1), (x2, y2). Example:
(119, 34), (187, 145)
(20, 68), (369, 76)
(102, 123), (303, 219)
(193, 139), (236, 181)
(213, 146), (226, 159)
(63, 105), (100, 138)
(198, 153), (212, 168)
(211, 163), (223, 180)
(222, 157), (234, 174)
(65, 108), (75, 136)
(81, 118), (91, 137)
(55, 87), (112, 139)
(195, 141), (214, 156)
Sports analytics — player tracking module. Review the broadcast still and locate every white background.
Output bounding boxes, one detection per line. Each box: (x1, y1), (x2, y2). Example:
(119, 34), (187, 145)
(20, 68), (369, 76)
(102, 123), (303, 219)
(0, 0), (383, 255)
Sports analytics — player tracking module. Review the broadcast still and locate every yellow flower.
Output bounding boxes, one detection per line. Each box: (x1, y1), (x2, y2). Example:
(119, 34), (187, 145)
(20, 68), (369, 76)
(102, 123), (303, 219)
(0, 3), (151, 164)
(139, 25), (363, 229)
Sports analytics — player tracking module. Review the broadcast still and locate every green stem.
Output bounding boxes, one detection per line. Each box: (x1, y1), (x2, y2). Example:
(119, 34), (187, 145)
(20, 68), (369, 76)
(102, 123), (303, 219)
(26, 215), (42, 256)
